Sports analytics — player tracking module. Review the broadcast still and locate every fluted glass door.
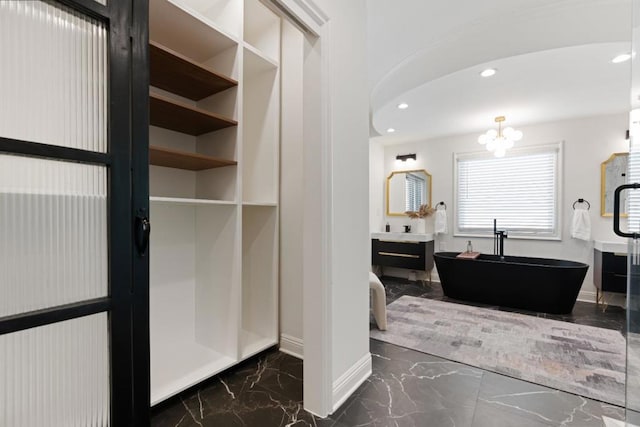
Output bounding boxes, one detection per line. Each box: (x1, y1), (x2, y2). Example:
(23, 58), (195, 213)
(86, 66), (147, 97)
(0, 0), (149, 425)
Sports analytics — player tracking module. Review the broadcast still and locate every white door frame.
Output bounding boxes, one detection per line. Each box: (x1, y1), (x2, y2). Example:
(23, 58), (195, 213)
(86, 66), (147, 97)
(267, 0), (333, 417)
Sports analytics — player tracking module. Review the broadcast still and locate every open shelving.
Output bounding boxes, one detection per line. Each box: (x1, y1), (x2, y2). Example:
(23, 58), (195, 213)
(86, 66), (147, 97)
(242, 46), (279, 204)
(150, 94), (237, 136)
(149, 0), (282, 406)
(150, 41), (238, 101)
(150, 196), (236, 206)
(150, 202), (240, 404)
(150, 146), (237, 171)
(243, 0), (280, 63)
(150, 0), (240, 63)
(241, 205), (278, 358)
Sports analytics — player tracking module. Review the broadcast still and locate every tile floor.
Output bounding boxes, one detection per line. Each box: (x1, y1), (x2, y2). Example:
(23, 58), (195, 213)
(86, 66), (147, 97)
(152, 277), (631, 427)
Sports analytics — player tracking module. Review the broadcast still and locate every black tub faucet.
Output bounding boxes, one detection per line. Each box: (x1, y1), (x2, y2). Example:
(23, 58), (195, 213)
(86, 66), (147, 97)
(493, 219), (508, 258)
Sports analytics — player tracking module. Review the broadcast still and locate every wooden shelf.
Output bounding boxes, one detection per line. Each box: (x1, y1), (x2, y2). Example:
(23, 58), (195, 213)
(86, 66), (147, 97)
(150, 42), (237, 101)
(150, 146), (237, 171)
(150, 93), (237, 136)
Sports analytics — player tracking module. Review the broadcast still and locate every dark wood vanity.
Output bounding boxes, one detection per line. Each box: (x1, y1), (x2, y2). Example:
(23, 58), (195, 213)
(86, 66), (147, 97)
(371, 233), (434, 274)
(594, 247), (627, 295)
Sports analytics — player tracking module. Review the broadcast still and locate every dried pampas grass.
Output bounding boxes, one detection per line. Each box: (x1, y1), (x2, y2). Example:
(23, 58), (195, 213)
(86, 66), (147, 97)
(405, 204), (435, 219)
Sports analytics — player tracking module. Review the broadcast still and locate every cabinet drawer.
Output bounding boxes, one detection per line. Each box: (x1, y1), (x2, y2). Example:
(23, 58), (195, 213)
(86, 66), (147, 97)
(603, 272), (627, 293)
(373, 250), (425, 270)
(372, 239), (425, 256)
(603, 252), (627, 275)
(371, 239), (430, 271)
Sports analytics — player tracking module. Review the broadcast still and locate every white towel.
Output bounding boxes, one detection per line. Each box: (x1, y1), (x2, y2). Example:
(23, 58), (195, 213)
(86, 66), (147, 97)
(571, 208), (591, 241)
(434, 209), (448, 235)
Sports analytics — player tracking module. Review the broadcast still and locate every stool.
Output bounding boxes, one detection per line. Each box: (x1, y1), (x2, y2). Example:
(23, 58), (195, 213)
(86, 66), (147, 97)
(369, 272), (387, 330)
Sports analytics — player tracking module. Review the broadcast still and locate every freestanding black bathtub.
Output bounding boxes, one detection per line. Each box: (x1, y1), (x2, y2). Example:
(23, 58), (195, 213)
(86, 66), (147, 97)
(433, 252), (589, 314)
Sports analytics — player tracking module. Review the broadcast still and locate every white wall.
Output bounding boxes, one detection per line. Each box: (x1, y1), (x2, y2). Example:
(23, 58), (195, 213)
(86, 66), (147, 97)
(276, 0), (370, 416)
(371, 113), (629, 301)
(369, 142), (385, 233)
(279, 20), (304, 359)
(315, 0), (371, 403)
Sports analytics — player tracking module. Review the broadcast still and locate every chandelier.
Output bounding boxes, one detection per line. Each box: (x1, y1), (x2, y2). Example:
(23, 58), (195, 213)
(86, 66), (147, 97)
(478, 116), (523, 157)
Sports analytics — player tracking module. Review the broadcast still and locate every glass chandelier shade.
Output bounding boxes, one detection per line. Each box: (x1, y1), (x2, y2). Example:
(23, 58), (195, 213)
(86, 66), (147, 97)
(478, 116), (523, 157)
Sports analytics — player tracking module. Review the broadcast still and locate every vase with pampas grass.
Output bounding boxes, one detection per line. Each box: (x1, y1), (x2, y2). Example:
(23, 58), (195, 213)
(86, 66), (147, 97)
(405, 204), (436, 234)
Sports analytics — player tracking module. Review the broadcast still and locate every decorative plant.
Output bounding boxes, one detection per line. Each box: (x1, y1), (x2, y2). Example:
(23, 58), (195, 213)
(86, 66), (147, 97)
(405, 204), (436, 219)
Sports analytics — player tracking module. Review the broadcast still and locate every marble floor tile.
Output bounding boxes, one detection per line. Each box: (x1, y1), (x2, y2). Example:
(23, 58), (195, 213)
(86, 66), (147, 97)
(151, 349), (330, 427)
(328, 340), (482, 427)
(154, 275), (628, 427)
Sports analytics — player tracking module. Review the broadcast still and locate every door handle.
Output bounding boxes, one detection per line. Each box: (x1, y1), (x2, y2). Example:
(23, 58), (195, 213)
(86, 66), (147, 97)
(135, 209), (150, 256)
(613, 183), (640, 238)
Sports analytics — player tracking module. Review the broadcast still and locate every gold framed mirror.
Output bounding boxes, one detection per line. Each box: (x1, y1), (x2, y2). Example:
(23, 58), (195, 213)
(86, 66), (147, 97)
(386, 169), (432, 216)
(601, 152), (628, 217)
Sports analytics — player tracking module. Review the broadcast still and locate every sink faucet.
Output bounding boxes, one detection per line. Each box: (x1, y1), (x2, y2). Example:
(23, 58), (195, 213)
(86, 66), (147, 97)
(493, 219), (508, 258)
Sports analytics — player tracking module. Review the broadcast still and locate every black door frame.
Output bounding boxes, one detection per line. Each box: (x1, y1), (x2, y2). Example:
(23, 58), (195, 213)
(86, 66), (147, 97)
(0, 0), (150, 425)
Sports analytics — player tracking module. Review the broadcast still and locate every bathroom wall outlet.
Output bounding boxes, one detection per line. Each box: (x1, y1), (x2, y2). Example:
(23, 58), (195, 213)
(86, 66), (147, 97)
(439, 241), (446, 251)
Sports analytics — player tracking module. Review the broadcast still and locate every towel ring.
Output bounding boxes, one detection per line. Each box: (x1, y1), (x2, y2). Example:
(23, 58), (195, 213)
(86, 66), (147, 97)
(437, 201), (447, 210)
(572, 198), (590, 210)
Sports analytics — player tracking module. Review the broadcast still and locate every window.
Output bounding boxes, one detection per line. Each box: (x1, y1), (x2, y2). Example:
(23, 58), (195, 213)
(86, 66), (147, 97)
(455, 143), (561, 239)
(405, 172), (426, 212)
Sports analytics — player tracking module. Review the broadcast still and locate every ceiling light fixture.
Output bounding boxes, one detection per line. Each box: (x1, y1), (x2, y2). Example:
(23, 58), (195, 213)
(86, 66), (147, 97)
(480, 68), (497, 77)
(396, 154), (416, 162)
(387, 128), (396, 133)
(397, 103), (409, 110)
(478, 116), (523, 158)
(612, 53), (632, 64)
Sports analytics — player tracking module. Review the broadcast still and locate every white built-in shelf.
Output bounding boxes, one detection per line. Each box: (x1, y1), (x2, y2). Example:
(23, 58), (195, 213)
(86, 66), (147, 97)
(149, 0), (281, 407)
(244, 44), (278, 76)
(243, 0), (280, 63)
(241, 331), (277, 359)
(150, 0), (239, 63)
(242, 201), (277, 207)
(151, 196), (236, 206)
(151, 342), (236, 405)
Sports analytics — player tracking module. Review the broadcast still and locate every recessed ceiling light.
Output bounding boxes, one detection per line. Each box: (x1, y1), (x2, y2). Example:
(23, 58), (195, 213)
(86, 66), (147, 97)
(480, 68), (497, 77)
(612, 53), (632, 64)
(387, 128), (396, 133)
(397, 103), (409, 110)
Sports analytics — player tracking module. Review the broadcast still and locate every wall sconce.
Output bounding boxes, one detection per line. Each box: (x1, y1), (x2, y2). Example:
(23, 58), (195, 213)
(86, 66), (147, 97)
(396, 154), (416, 162)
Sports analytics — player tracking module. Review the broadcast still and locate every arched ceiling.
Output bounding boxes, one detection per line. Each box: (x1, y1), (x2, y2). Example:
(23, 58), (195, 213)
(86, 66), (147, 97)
(368, 0), (632, 141)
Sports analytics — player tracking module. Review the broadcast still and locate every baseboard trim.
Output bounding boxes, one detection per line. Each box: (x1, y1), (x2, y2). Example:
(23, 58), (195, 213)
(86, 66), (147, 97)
(279, 334), (304, 360)
(332, 352), (372, 413)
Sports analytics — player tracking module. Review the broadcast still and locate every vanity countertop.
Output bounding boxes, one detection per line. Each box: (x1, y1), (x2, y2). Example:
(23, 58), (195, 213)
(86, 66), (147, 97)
(594, 240), (628, 253)
(371, 232), (434, 242)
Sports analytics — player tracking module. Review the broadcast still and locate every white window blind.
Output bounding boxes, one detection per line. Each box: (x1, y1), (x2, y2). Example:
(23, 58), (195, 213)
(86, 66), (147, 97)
(405, 173), (425, 212)
(456, 145), (560, 238)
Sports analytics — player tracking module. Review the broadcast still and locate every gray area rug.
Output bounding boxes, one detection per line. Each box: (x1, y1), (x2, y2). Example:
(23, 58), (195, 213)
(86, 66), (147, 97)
(370, 296), (626, 406)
